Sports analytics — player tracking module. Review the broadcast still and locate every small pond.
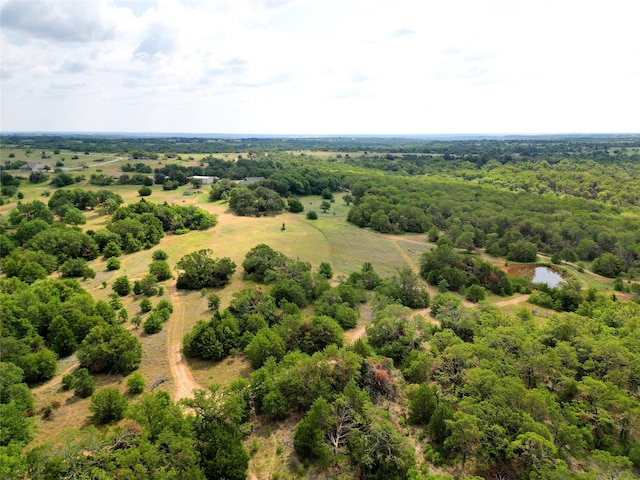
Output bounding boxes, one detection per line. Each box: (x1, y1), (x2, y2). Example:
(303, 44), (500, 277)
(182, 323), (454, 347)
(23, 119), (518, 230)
(505, 264), (568, 288)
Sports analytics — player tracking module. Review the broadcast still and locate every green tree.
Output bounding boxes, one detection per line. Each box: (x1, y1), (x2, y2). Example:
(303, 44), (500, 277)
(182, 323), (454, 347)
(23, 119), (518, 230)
(320, 200), (331, 213)
(143, 313), (163, 334)
(102, 241), (122, 259)
(244, 327), (286, 369)
(140, 297), (153, 312)
(138, 186), (152, 196)
(291, 316), (344, 354)
(428, 403), (453, 447)
(62, 207), (86, 225)
(59, 258), (89, 278)
(507, 240), (538, 263)
(47, 315), (77, 357)
(77, 325), (142, 374)
(73, 368), (95, 398)
(17, 261), (48, 284)
(126, 372), (145, 394)
(176, 249), (236, 289)
(149, 260), (172, 281)
(287, 197), (304, 213)
(318, 261), (333, 279)
(241, 244), (287, 282)
(375, 267), (430, 308)
(106, 257), (121, 271)
(465, 284), (486, 302)
(293, 397), (333, 463)
(508, 432), (557, 475)
(90, 387), (128, 424)
(112, 276), (131, 296)
(207, 293), (221, 311)
(152, 249), (168, 261)
(134, 274), (159, 296)
(366, 305), (429, 365)
(407, 383), (437, 425)
(444, 412), (482, 467)
(306, 210), (318, 220)
(592, 252), (625, 277)
(0, 402), (32, 446)
(15, 349), (57, 385)
(182, 386), (249, 480)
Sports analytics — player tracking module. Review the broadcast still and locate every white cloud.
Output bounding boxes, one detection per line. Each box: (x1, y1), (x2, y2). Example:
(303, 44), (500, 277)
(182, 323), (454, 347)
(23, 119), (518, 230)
(1, 0), (638, 133)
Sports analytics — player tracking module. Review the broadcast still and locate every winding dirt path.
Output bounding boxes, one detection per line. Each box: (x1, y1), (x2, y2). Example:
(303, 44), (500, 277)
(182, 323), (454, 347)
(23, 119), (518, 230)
(32, 356), (78, 394)
(344, 304), (374, 344)
(168, 284), (202, 401)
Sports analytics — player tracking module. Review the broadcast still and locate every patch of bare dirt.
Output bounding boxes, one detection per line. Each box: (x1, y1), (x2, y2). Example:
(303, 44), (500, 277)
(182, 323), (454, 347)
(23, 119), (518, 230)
(168, 284), (202, 401)
(495, 294), (531, 307)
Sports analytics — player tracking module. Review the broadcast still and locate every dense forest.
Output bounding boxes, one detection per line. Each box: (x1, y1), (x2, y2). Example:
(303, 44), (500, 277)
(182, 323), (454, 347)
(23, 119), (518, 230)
(1, 135), (639, 479)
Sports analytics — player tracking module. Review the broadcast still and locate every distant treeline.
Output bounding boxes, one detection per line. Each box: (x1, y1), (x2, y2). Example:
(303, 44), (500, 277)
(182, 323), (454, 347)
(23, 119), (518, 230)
(2, 134), (640, 156)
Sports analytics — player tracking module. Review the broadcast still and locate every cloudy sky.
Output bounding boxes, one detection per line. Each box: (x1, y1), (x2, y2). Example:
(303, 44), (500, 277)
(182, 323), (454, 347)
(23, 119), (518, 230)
(1, 0), (638, 135)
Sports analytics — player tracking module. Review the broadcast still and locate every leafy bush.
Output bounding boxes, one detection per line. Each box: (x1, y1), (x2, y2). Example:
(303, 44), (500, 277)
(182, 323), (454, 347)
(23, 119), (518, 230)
(60, 258), (89, 278)
(138, 186), (152, 196)
(287, 197), (304, 213)
(133, 274), (159, 297)
(207, 293), (221, 311)
(112, 276), (131, 296)
(152, 249), (168, 261)
(143, 313), (163, 334)
(149, 260), (172, 281)
(183, 313), (239, 361)
(102, 241), (122, 259)
(176, 250), (236, 289)
(73, 368), (95, 398)
(140, 298), (153, 312)
(126, 372), (145, 394)
(77, 325), (142, 374)
(90, 387), (128, 424)
(106, 257), (121, 271)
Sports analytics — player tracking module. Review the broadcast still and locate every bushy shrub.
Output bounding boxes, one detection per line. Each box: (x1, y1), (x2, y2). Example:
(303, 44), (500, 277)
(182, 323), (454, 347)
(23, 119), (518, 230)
(143, 313), (163, 334)
(90, 387), (128, 424)
(106, 257), (121, 271)
(112, 276), (131, 296)
(126, 372), (145, 394)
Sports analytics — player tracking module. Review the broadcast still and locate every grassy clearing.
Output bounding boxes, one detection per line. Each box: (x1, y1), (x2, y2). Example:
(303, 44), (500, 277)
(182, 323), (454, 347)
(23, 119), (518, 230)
(188, 354), (253, 390)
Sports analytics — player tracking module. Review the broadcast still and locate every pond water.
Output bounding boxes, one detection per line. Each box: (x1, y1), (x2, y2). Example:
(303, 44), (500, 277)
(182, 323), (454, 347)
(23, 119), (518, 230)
(505, 264), (567, 288)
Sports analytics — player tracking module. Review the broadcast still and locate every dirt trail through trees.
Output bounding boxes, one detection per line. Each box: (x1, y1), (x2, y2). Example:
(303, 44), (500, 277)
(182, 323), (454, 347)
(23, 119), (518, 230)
(168, 284), (202, 401)
(32, 356), (78, 394)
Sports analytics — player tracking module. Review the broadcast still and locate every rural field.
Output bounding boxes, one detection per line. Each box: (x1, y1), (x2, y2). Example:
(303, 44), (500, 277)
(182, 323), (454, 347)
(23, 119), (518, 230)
(2, 138), (639, 480)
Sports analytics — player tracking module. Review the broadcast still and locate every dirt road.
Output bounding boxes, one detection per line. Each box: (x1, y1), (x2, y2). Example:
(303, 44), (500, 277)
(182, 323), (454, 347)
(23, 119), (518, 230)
(494, 294), (531, 307)
(168, 285), (202, 401)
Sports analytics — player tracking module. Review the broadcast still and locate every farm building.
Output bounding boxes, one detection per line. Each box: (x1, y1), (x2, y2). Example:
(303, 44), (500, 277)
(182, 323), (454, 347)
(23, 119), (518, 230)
(19, 162), (48, 171)
(189, 175), (218, 184)
(238, 176), (265, 185)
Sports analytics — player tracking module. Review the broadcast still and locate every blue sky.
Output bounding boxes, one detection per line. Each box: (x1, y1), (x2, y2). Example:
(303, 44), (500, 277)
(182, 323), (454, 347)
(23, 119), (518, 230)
(1, 0), (639, 134)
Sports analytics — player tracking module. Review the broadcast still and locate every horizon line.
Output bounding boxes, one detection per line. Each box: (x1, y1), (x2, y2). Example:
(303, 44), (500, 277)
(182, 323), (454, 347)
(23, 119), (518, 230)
(2, 131), (638, 139)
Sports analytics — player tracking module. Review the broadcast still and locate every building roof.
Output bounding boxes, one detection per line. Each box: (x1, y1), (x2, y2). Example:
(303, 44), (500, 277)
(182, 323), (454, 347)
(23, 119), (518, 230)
(19, 162), (48, 171)
(239, 176), (265, 185)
